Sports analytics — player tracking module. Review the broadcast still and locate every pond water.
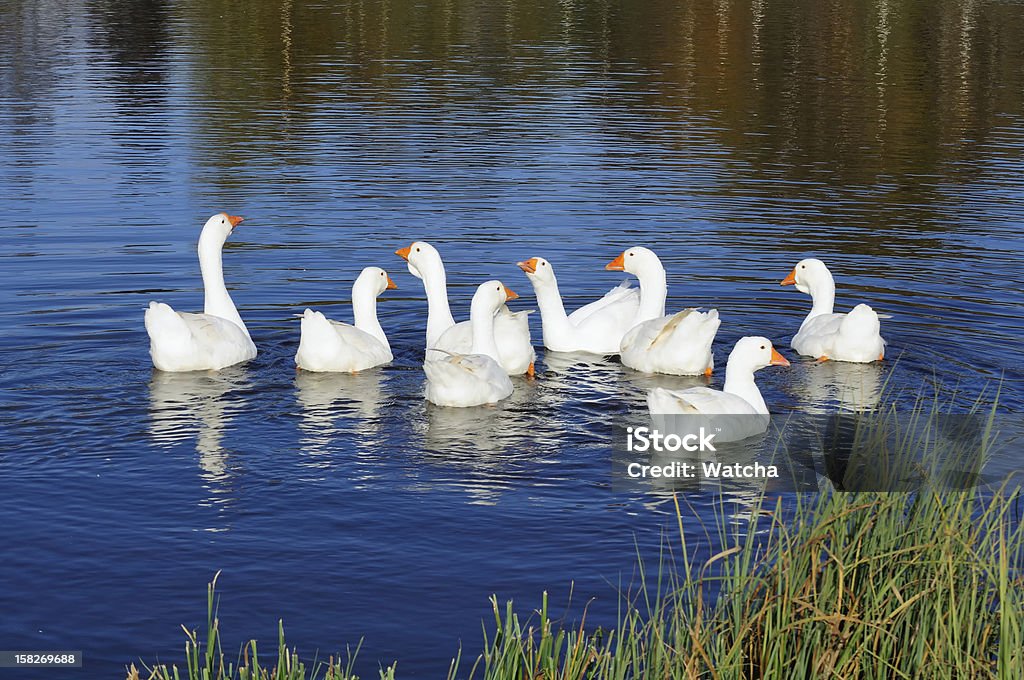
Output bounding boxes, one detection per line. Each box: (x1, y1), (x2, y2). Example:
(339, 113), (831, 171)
(2, 0), (1023, 676)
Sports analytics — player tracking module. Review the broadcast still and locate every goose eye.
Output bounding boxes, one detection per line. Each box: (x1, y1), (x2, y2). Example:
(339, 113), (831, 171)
(221, 219), (225, 224)
(760, 345), (766, 350)
(628, 252), (634, 256)
(415, 247), (421, 252)
(801, 265), (806, 269)
(541, 262), (546, 266)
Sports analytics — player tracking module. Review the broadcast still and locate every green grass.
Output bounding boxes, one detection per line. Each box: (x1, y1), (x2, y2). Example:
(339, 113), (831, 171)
(130, 392), (1023, 679)
(127, 572), (397, 680)
(469, 483), (1023, 679)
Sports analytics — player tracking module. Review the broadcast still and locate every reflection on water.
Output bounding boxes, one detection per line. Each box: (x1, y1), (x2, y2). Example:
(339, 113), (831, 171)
(790, 360), (885, 413)
(148, 367), (249, 483)
(421, 379), (537, 452)
(541, 351), (626, 402)
(295, 368), (388, 460)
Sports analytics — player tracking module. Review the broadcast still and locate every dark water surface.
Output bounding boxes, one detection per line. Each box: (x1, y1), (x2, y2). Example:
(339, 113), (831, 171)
(2, 0), (1023, 676)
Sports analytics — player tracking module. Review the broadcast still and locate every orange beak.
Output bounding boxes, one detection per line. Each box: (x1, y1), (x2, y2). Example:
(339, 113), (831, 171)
(780, 268), (797, 286)
(503, 285), (519, 301)
(606, 252), (626, 271)
(395, 245), (412, 261)
(517, 258), (538, 274)
(385, 274), (398, 290)
(225, 214), (244, 228)
(770, 347), (790, 367)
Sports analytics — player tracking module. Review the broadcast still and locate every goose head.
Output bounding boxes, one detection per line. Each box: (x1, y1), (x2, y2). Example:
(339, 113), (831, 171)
(200, 212), (244, 245)
(729, 336), (791, 373)
(781, 258), (833, 296)
(395, 241), (443, 281)
(354, 266), (398, 298)
(517, 257), (556, 285)
(472, 280), (518, 316)
(605, 246), (662, 277)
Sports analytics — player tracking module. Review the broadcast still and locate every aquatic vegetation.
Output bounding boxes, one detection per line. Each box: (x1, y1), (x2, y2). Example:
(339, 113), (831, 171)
(466, 483), (1023, 679)
(126, 573), (397, 680)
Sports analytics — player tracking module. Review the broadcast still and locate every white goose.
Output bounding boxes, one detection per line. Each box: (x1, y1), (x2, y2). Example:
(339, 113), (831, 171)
(145, 213), (257, 372)
(396, 241), (535, 376)
(423, 281), (516, 407)
(647, 336), (790, 442)
(295, 267), (397, 372)
(516, 256), (639, 354)
(606, 247), (720, 375)
(781, 258), (886, 363)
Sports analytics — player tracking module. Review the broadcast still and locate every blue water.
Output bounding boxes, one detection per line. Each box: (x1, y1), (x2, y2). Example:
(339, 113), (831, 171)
(2, 0), (1024, 677)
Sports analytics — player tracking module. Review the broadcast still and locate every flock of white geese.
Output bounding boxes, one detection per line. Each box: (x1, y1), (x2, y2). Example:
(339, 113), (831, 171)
(145, 213), (887, 431)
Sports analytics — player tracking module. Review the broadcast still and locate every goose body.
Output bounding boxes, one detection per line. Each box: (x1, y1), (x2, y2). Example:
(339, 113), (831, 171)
(434, 306), (535, 375)
(423, 281), (516, 407)
(516, 257), (639, 354)
(647, 336), (790, 442)
(397, 241), (536, 375)
(620, 309), (720, 375)
(424, 352), (514, 407)
(145, 213), (257, 372)
(607, 247), (720, 375)
(295, 267), (397, 372)
(781, 259), (886, 363)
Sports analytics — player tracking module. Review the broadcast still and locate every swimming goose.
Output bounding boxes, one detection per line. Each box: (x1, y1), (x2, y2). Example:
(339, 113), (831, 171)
(295, 267), (397, 372)
(145, 213), (257, 372)
(396, 241), (535, 376)
(423, 281), (517, 407)
(516, 256), (639, 354)
(607, 247), (720, 375)
(647, 336), (790, 442)
(781, 258), (886, 363)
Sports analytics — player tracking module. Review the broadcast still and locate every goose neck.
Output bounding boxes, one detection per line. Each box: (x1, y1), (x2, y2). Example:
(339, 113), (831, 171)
(198, 235), (249, 338)
(635, 266), (667, 323)
(531, 276), (574, 339)
(422, 265), (456, 348)
(469, 300), (501, 361)
(723, 361), (768, 415)
(352, 283), (389, 350)
(806, 274), (836, 320)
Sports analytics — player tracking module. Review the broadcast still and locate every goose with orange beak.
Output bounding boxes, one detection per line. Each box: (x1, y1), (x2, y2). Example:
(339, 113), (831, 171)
(780, 258), (886, 363)
(423, 281), (517, 407)
(647, 337), (790, 442)
(295, 267), (398, 372)
(516, 256), (639, 354)
(144, 212), (257, 371)
(605, 246), (720, 376)
(397, 241), (535, 376)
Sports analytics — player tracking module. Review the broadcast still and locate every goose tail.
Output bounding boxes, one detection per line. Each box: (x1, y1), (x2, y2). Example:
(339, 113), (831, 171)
(296, 309), (337, 368)
(145, 301), (191, 347)
(840, 304), (880, 337)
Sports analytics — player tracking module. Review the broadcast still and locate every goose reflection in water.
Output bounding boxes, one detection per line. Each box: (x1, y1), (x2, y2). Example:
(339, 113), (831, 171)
(294, 368), (387, 460)
(415, 377), (556, 504)
(148, 366), (250, 482)
(421, 378), (537, 457)
(793, 360), (884, 413)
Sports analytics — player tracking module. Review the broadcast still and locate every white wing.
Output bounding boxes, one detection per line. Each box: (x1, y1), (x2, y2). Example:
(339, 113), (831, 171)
(568, 280), (640, 327)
